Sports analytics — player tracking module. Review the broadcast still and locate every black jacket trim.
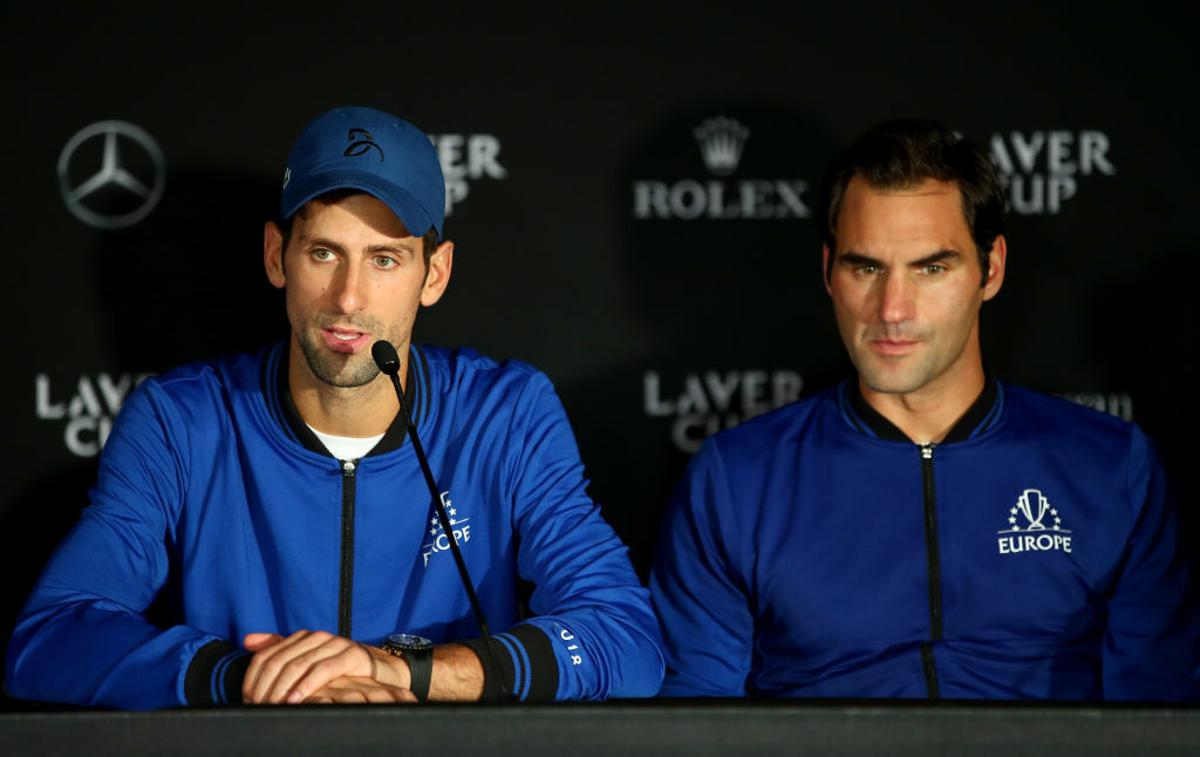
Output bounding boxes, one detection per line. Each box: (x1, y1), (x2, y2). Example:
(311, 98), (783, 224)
(941, 378), (998, 444)
(366, 345), (423, 456)
(845, 378), (999, 444)
(275, 356), (330, 456)
(505, 624), (559, 702)
(460, 635), (515, 702)
(414, 344), (432, 426)
(836, 383), (871, 437)
(845, 382), (909, 442)
(460, 624), (560, 702)
(260, 342), (423, 458)
(972, 382), (1007, 438)
(184, 640), (250, 706)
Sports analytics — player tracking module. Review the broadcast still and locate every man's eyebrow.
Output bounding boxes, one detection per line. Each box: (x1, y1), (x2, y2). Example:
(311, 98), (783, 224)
(911, 249), (962, 267)
(836, 251), (883, 267)
(298, 235), (346, 254)
(836, 249), (963, 269)
(298, 236), (415, 255)
(366, 242), (417, 255)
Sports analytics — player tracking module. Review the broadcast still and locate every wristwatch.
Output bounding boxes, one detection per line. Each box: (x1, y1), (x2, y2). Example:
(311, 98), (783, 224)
(380, 633), (434, 701)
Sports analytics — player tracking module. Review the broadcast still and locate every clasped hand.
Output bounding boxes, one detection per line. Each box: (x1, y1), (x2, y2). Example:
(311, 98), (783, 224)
(241, 630), (416, 704)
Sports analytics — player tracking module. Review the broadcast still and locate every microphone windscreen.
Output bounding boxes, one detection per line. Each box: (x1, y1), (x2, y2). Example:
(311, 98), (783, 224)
(371, 340), (401, 376)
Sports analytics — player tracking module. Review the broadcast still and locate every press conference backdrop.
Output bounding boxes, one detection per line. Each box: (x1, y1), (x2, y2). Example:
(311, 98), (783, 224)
(2, 6), (1196, 700)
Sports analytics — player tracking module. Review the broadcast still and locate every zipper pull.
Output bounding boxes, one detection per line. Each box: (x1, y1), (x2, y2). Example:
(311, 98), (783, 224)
(342, 460), (356, 475)
(920, 444), (935, 460)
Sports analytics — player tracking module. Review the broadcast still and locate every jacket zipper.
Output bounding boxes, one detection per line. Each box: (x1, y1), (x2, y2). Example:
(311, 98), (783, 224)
(338, 459), (357, 638)
(919, 443), (941, 699)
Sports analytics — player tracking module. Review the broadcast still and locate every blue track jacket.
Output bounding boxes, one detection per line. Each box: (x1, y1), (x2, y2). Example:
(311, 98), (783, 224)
(650, 380), (1199, 700)
(7, 343), (664, 708)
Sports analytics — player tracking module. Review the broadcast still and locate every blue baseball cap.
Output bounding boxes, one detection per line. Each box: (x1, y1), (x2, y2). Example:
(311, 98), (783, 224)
(280, 106), (445, 238)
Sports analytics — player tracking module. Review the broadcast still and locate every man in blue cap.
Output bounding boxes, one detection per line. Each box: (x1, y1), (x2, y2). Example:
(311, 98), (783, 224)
(6, 107), (664, 708)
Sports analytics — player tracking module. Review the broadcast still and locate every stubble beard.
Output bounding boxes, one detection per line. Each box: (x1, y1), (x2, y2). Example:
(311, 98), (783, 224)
(853, 323), (941, 395)
(854, 328), (969, 396)
(857, 352), (939, 395)
(296, 318), (389, 389)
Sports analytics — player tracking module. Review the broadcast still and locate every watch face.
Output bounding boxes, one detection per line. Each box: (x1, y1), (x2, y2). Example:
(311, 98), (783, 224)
(386, 633), (433, 651)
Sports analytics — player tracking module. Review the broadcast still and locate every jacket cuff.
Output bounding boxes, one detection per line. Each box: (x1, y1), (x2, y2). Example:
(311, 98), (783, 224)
(460, 624), (559, 702)
(184, 640), (251, 706)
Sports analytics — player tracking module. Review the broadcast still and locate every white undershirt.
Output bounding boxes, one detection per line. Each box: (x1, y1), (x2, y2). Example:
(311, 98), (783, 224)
(307, 425), (385, 462)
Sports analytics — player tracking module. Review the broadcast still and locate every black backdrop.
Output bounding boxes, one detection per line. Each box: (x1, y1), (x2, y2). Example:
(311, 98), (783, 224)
(3, 5), (1197, 700)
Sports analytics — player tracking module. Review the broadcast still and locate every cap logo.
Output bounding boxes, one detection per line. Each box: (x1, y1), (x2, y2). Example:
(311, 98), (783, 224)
(344, 128), (385, 161)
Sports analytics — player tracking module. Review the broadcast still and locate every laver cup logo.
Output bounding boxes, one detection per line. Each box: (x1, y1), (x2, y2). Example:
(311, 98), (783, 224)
(623, 107), (831, 456)
(1059, 392), (1133, 422)
(997, 488), (1073, 555)
(989, 130), (1115, 215)
(645, 369), (803, 453)
(36, 373), (153, 457)
(429, 133), (507, 217)
(58, 120), (166, 229)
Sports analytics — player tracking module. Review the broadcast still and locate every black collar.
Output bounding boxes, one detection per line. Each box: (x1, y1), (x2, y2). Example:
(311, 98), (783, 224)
(261, 342), (429, 458)
(842, 376), (1002, 444)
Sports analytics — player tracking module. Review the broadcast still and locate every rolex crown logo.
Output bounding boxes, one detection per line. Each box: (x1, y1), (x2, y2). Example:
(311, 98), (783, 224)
(694, 117), (749, 176)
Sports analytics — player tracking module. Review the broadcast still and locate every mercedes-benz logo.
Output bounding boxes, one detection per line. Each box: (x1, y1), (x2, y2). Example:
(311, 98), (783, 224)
(57, 120), (166, 229)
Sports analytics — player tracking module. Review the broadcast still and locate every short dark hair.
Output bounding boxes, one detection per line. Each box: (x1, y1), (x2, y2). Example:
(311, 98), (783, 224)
(818, 119), (1005, 287)
(277, 189), (441, 267)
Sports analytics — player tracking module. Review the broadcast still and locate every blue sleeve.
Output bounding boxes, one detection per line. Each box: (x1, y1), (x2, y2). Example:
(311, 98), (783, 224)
(4, 382), (245, 709)
(1102, 427), (1200, 701)
(649, 438), (753, 696)
(466, 371), (664, 701)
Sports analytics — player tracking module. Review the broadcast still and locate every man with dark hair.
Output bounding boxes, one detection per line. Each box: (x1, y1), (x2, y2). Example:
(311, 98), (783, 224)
(820, 120), (1004, 288)
(6, 106), (664, 709)
(650, 118), (1199, 700)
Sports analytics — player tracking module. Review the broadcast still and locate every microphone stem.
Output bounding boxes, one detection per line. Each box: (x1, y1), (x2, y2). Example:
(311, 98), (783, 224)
(387, 372), (510, 702)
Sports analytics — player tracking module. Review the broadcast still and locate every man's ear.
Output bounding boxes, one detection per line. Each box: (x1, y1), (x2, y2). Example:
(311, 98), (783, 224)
(982, 234), (1007, 302)
(420, 240), (454, 307)
(264, 221), (286, 289)
(822, 244), (833, 296)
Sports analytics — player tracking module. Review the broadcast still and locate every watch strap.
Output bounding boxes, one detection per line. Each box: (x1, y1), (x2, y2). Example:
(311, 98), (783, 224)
(402, 647), (433, 701)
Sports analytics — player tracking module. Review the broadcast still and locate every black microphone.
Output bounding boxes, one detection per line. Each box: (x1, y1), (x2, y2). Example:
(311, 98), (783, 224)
(371, 339), (509, 701)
